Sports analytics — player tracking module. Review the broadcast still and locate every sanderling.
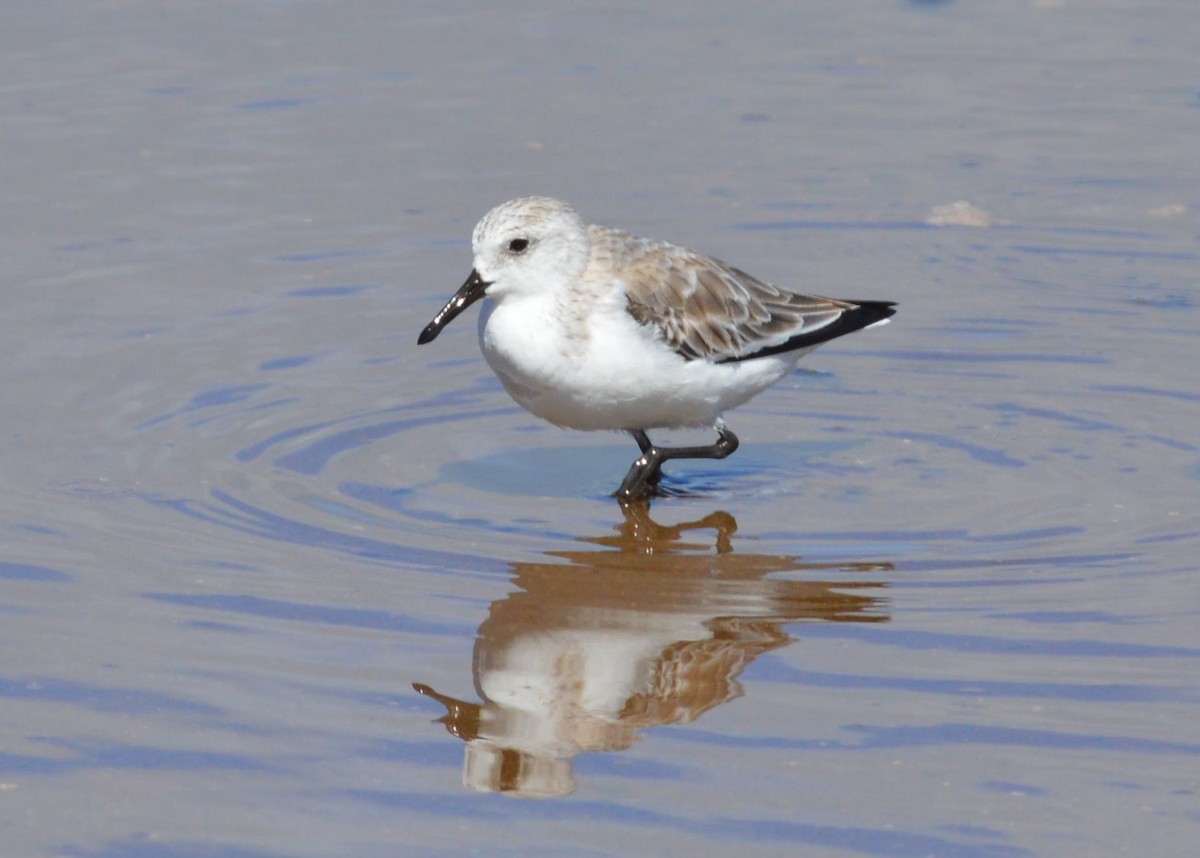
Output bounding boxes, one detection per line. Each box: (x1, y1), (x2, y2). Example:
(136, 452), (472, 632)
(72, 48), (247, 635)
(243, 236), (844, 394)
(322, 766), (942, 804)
(418, 196), (896, 499)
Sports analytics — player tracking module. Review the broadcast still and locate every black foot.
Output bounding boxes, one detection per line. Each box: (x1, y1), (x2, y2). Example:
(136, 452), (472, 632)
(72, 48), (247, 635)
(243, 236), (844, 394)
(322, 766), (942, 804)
(615, 456), (665, 501)
(614, 426), (740, 501)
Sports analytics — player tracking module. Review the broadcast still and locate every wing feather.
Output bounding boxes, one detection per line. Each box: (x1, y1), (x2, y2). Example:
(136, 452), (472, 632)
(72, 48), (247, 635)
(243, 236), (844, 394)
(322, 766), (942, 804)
(601, 226), (893, 363)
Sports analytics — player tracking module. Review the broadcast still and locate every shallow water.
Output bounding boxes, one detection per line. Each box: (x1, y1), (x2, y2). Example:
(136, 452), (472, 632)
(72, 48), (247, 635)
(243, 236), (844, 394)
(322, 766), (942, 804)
(2, 2), (1198, 856)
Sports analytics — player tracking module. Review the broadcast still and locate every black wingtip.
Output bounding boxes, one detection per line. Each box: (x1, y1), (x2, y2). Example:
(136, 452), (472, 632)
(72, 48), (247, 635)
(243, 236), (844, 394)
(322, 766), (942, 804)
(846, 300), (898, 327)
(721, 299), (897, 364)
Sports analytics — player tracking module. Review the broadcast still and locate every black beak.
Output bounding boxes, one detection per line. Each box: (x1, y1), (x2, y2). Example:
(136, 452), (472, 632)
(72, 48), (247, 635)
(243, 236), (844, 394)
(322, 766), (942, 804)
(417, 269), (490, 345)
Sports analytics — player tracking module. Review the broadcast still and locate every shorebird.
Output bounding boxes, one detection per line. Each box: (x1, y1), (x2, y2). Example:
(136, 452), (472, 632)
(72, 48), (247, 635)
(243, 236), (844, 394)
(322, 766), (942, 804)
(418, 196), (896, 499)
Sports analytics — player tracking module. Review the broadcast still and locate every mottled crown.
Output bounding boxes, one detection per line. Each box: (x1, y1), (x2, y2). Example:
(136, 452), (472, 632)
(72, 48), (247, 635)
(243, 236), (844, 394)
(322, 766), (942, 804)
(472, 196), (583, 251)
(470, 197), (592, 291)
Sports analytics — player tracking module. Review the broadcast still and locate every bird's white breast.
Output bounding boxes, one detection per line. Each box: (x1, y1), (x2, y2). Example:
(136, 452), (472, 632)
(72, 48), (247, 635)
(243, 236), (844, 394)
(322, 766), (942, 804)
(478, 291), (800, 431)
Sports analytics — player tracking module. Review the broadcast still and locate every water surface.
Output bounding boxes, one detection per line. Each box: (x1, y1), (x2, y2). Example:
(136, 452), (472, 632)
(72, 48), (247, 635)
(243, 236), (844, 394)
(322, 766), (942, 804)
(2, 2), (1197, 856)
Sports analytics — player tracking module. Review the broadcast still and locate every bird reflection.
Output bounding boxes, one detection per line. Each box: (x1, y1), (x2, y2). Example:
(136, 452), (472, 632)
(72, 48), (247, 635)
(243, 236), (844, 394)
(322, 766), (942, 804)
(414, 500), (891, 798)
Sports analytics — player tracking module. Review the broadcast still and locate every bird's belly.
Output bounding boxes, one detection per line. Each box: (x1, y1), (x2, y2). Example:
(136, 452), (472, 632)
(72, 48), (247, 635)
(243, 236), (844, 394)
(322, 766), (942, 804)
(481, 304), (798, 431)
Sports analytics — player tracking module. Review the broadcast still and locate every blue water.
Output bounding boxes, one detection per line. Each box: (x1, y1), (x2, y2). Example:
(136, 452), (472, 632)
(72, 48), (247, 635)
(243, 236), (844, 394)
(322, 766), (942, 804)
(2, 2), (1197, 856)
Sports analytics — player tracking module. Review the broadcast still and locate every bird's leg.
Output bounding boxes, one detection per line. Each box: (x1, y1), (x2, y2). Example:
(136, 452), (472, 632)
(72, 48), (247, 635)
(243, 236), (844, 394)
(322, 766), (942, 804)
(617, 430), (665, 500)
(615, 424), (741, 500)
(653, 422), (740, 467)
(630, 430), (665, 487)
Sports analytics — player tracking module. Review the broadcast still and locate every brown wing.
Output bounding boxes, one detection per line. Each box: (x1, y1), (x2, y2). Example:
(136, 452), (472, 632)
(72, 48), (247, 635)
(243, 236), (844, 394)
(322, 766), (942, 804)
(604, 228), (891, 362)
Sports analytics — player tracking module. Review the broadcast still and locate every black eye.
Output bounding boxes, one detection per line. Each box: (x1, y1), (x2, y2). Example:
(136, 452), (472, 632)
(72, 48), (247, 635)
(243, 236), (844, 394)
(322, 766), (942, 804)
(508, 238), (529, 254)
